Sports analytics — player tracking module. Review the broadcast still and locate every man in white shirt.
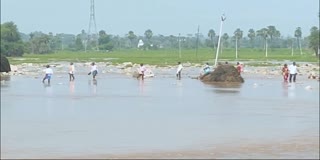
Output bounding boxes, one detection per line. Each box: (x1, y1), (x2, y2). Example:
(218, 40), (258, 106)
(69, 62), (75, 81)
(88, 62), (98, 79)
(42, 65), (53, 84)
(176, 62), (183, 80)
(288, 62), (298, 83)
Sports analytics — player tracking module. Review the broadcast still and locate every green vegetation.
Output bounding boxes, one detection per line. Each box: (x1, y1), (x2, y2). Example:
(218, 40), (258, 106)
(7, 48), (318, 66)
(1, 22), (24, 56)
(1, 21), (319, 65)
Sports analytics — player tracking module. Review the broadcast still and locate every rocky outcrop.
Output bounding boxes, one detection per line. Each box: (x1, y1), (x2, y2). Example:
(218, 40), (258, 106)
(200, 64), (244, 83)
(1, 55), (11, 73)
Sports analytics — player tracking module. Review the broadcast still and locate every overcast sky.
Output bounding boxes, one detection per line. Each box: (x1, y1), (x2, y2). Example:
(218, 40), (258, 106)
(1, 0), (319, 37)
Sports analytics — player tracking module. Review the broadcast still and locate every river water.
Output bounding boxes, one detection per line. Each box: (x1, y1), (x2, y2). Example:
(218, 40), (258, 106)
(1, 74), (319, 158)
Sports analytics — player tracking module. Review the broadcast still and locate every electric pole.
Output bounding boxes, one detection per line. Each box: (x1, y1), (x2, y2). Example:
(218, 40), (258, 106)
(214, 14), (226, 67)
(86, 0), (99, 52)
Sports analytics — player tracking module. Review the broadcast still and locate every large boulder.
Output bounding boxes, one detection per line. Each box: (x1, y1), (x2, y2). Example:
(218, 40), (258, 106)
(200, 64), (244, 83)
(1, 55), (11, 73)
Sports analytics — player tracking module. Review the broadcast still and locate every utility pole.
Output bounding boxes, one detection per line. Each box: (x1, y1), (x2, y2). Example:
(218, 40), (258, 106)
(86, 0), (99, 52)
(214, 14), (226, 67)
(235, 37), (238, 59)
(196, 25), (200, 61)
(178, 33), (181, 58)
(265, 39), (268, 57)
(291, 38), (294, 56)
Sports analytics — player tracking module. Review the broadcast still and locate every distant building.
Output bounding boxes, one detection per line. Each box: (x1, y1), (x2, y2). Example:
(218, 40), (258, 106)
(137, 39), (144, 48)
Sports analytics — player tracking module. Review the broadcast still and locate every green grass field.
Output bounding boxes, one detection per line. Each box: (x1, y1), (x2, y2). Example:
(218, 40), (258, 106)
(8, 48), (319, 66)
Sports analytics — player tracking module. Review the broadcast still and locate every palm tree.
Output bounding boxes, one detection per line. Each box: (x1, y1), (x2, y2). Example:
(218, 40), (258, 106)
(144, 29), (153, 49)
(233, 28), (243, 59)
(267, 26), (280, 48)
(221, 33), (229, 54)
(294, 27), (302, 55)
(257, 28), (269, 57)
(308, 26), (319, 56)
(144, 29), (153, 41)
(29, 32), (35, 54)
(207, 29), (216, 49)
(247, 29), (255, 48)
(127, 31), (137, 48)
(287, 37), (294, 56)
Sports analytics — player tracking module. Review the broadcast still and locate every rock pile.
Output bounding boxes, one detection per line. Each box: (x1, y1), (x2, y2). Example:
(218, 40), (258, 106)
(0, 55), (11, 73)
(200, 64), (244, 83)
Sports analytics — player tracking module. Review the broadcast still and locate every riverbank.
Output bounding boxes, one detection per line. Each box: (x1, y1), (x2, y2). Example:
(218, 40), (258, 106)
(2, 61), (319, 80)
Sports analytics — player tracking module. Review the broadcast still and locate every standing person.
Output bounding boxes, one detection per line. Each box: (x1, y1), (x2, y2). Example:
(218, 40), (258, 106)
(176, 62), (183, 80)
(88, 62), (98, 79)
(42, 65), (53, 84)
(137, 63), (147, 80)
(69, 62), (75, 81)
(288, 62), (298, 83)
(236, 62), (242, 74)
(282, 64), (289, 82)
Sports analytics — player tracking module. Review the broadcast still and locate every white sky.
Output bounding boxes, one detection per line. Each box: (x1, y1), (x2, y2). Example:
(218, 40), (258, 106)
(1, 0), (319, 37)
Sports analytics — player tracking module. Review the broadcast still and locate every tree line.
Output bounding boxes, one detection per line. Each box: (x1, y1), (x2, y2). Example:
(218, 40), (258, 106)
(1, 21), (319, 57)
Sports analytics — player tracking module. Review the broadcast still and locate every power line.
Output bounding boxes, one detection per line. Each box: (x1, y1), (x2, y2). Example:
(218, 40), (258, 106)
(85, 0), (99, 52)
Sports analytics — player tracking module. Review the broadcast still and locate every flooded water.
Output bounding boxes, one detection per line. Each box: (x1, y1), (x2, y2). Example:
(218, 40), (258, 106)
(1, 74), (319, 158)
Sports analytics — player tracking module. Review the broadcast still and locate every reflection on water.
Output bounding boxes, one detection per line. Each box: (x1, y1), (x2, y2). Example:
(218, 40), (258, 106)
(88, 79), (97, 95)
(139, 79), (144, 95)
(1, 75), (319, 158)
(0, 75), (11, 88)
(282, 82), (289, 97)
(43, 83), (51, 88)
(0, 74), (11, 81)
(205, 82), (243, 88)
(206, 82), (242, 94)
(212, 88), (240, 94)
(69, 81), (75, 94)
(288, 82), (296, 99)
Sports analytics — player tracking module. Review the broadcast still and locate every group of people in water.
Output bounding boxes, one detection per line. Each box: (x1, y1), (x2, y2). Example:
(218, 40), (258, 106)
(42, 61), (300, 84)
(282, 62), (298, 83)
(42, 61), (243, 84)
(42, 62), (98, 84)
(136, 62), (183, 80)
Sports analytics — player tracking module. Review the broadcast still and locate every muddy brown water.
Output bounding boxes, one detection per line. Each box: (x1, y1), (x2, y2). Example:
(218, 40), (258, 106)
(1, 74), (319, 158)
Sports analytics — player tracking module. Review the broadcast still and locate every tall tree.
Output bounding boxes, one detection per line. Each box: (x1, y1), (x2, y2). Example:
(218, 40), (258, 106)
(267, 26), (280, 41)
(144, 29), (153, 49)
(144, 29), (153, 41)
(286, 37), (294, 56)
(75, 34), (84, 51)
(29, 32), (35, 53)
(233, 28), (243, 59)
(207, 29), (215, 49)
(257, 28), (269, 57)
(308, 26), (319, 57)
(0, 21), (24, 56)
(247, 29), (256, 48)
(267, 26), (280, 48)
(98, 30), (113, 51)
(221, 33), (229, 53)
(29, 32), (51, 54)
(127, 31), (137, 48)
(294, 27), (303, 55)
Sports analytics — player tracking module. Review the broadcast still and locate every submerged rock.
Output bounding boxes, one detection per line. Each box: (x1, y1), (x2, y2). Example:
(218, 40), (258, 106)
(200, 64), (244, 83)
(1, 55), (11, 73)
(132, 69), (155, 78)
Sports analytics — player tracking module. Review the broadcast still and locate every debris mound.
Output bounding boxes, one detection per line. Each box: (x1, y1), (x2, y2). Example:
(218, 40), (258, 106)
(200, 64), (244, 83)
